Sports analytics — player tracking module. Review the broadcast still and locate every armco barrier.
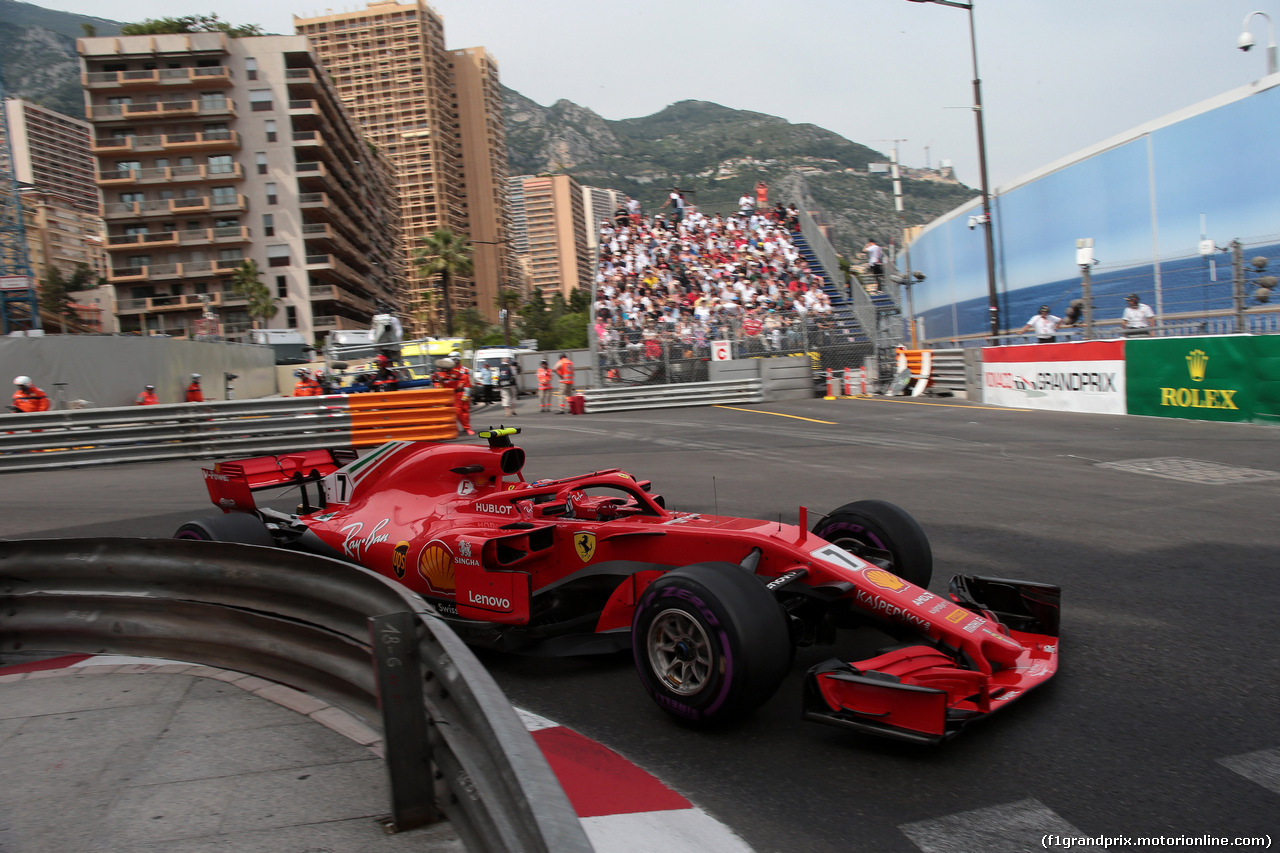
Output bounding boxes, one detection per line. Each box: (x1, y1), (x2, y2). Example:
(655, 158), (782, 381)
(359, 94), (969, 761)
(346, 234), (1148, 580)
(0, 538), (592, 853)
(579, 378), (764, 413)
(0, 389), (458, 473)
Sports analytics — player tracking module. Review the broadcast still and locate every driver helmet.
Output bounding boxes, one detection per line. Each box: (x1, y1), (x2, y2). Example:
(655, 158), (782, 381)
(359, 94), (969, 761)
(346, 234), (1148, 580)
(13, 375), (31, 387)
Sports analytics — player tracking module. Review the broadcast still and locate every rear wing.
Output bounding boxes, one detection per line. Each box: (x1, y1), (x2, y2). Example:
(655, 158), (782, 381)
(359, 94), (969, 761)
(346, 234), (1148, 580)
(203, 448), (358, 512)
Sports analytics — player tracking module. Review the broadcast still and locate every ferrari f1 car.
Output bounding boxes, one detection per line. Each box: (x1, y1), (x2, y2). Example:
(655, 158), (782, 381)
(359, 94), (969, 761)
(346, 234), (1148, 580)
(177, 428), (1060, 744)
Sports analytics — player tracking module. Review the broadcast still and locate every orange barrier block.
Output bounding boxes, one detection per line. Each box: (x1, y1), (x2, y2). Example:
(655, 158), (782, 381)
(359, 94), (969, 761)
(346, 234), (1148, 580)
(344, 388), (457, 446)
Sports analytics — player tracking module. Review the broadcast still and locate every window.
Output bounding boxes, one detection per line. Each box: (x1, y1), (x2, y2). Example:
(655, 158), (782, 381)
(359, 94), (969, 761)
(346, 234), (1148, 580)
(286, 306), (297, 327)
(276, 275), (287, 297)
(115, 160), (141, 175)
(255, 152), (268, 175)
(245, 57), (258, 80)
(249, 89), (273, 112)
(124, 225), (148, 236)
(264, 120), (277, 142)
(262, 213), (274, 237)
(207, 154), (234, 174)
(128, 255), (150, 269)
(265, 182), (277, 206)
(120, 192), (143, 204)
(211, 186), (237, 205)
(200, 92), (226, 111)
(218, 248), (243, 262)
(266, 245), (290, 267)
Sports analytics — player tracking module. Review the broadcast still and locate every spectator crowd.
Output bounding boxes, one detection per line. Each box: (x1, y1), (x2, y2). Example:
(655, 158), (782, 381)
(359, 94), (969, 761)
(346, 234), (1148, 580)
(592, 198), (851, 370)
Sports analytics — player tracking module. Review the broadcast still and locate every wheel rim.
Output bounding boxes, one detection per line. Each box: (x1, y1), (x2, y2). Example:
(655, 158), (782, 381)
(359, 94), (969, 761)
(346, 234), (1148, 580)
(646, 608), (713, 695)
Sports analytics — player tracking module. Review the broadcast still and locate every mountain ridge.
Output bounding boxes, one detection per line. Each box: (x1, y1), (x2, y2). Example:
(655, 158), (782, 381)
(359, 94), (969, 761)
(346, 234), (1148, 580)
(0, 1), (976, 258)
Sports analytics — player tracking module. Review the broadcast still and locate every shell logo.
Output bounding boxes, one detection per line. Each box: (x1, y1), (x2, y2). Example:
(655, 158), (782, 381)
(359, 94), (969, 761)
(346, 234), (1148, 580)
(418, 541), (456, 595)
(863, 568), (908, 592)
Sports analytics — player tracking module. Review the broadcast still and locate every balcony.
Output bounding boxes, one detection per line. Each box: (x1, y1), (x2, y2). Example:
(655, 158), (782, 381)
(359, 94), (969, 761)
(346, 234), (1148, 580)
(106, 231), (179, 248)
(306, 253), (368, 285)
(107, 226), (250, 248)
(108, 260), (244, 287)
(309, 282), (376, 315)
(90, 100), (199, 122)
(83, 66), (233, 89)
(102, 194), (248, 220)
(115, 290), (246, 315)
(92, 129), (240, 155)
(97, 163), (243, 187)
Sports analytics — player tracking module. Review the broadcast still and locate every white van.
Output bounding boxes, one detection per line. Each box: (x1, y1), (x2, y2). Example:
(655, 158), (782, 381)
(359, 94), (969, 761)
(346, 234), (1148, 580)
(472, 347), (535, 402)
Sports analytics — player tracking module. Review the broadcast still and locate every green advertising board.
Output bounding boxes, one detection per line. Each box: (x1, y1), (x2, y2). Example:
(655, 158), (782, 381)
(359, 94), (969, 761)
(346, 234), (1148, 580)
(1125, 335), (1280, 424)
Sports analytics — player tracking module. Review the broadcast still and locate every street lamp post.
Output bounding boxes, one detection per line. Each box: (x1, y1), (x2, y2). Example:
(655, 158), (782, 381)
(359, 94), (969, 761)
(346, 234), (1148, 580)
(1238, 11), (1278, 76)
(907, 0), (1000, 341)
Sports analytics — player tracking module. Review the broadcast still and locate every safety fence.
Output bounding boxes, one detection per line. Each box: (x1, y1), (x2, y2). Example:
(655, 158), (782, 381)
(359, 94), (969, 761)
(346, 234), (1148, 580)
(0, 538), (591, 853)
(581, 378), (764, 413)
(0, 388), (457, 473)
(596, 316), (873, 391)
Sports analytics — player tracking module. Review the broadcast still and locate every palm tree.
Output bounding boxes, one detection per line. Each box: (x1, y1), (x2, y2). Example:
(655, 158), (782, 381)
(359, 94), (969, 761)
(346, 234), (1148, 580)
(230, 259), (278, 330)
(495, 287), (522, 346)
(414, 229), (473, 336)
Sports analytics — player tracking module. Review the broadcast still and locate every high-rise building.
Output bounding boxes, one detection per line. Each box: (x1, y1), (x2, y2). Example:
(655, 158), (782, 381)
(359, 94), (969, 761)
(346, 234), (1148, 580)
(1, 98), (106, 326)
(510, 174), (590, 303)
(79, 32), (402, 340)
(296, 1), (514, 335)
(582, 185), (624, 253)
(2, 98), (101, 215)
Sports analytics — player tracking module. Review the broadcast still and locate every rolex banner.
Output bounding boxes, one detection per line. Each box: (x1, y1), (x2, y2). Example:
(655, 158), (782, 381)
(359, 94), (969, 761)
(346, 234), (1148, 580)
(1124, 335), (1280, 424)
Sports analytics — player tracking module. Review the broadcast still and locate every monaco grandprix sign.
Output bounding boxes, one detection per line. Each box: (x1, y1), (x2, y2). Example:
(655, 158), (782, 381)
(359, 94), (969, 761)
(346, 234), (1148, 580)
(982, 340), (1126, 415)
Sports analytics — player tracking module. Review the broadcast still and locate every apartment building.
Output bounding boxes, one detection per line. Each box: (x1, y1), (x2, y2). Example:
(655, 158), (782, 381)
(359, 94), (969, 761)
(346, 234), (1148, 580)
(509, 174), (591, 302)
(582, 185), (624, 253)
(79, 32), (402, 340)
(2, 98), (101, 215)
(296, 0), (514, 333)
(450, 45), (518, 315)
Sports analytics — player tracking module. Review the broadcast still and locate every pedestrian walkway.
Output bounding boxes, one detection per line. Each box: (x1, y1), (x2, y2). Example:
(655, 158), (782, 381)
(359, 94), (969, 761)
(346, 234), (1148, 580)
(0, 655), (753, 853)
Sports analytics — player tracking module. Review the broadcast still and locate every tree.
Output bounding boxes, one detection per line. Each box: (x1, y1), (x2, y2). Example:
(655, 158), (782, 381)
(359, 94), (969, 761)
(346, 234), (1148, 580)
(414, 229), (473, 337)
(455, 307), (490, 346)
(230, 260), (278, 330)
(39, 267), (76, 332)
(495, 287), (522, 346)
(121, 15), (264, 37)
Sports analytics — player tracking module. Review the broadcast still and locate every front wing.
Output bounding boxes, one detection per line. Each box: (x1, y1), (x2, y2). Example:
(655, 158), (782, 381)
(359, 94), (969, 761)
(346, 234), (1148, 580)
(803, 574), (1061, 744)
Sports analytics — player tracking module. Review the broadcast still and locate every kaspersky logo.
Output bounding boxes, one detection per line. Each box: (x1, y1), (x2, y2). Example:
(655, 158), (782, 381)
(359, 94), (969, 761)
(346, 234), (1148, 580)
(1159, 348), (1237, 410)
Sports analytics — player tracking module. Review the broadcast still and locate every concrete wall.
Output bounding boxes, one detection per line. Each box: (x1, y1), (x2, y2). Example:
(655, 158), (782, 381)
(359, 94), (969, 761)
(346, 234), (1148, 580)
(0, 336), (279, 407)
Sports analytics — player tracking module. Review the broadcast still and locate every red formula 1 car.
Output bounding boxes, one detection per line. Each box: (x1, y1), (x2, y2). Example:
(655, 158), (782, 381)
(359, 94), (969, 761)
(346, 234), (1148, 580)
(176, 428), (1060, 744)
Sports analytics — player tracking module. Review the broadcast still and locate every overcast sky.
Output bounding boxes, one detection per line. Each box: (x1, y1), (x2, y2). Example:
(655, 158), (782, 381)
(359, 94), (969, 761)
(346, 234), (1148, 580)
(33, 0), (1270, 190)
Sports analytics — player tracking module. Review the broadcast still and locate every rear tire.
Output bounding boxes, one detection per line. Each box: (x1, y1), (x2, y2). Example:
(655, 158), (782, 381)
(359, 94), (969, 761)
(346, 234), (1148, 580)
(632, 562), (791, 725)
(811, 500), (932, 588)
(174, 513), (275, 547)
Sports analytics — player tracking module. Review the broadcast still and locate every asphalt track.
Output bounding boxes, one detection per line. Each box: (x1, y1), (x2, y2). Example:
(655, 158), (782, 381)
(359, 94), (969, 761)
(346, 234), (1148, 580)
(3, 395), (1279, 853)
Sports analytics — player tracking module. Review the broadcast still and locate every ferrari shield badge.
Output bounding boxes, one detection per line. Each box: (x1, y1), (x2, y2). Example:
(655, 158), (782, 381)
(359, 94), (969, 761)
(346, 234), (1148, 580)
(574, 531), (597, 563)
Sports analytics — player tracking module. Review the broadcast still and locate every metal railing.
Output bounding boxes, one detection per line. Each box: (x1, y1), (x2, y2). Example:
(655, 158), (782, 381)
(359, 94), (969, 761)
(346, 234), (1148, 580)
(0, 397), (352, 473)
(0, 538), (592, 853)
(582, 378), (763, 413)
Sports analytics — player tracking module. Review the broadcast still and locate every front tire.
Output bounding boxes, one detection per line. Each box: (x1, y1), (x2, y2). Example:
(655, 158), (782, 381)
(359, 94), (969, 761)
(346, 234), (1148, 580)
(174, 512), (275, 547)
(811, 500), (932, 588)
(632, 562), (791, 725)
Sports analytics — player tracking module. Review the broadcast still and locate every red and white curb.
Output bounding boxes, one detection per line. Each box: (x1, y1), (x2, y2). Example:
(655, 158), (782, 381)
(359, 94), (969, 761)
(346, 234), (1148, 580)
(0, 655), (752, 852)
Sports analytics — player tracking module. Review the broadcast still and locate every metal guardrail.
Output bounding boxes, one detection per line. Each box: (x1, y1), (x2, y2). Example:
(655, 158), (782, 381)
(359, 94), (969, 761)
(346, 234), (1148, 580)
(0, 538), (592, 853)
(581, 378), (763, 413)
(0, 391), (457, 473)
(0, 397), (352, 473)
